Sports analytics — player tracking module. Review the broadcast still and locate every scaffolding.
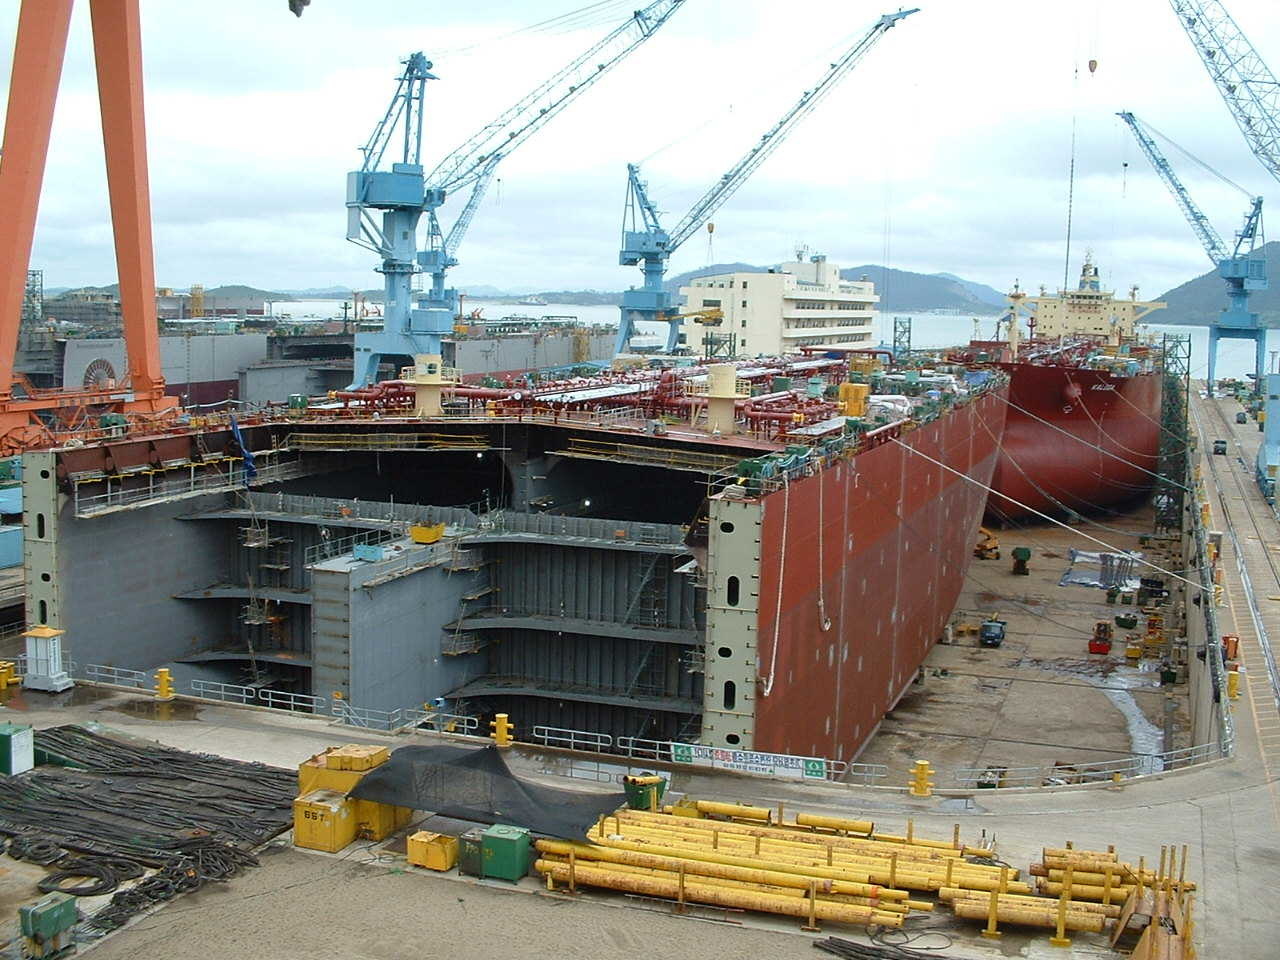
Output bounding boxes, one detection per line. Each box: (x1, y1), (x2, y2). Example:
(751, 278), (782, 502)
(1155, 333), (1191, 534)
(21, 270), (42, 328)
(893, 316), (912, 363)
(700, 329), (737, 361)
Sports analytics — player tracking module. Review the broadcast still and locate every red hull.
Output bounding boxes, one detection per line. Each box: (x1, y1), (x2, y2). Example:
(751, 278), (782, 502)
(989, 363), (1160, 519)
(751, 386), (1008, 761)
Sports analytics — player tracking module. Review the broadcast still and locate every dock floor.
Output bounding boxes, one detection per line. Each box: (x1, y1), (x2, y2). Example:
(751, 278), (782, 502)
(859, 503), (1188, 781)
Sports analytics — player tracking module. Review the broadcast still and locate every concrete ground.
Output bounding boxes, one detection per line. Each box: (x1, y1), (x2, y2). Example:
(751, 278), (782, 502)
(859, 504), (1189, 781)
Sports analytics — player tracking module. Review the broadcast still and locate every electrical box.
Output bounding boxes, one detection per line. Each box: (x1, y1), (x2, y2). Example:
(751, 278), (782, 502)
(481, 824), (532, 883)
(0, 721), (34, 775)
(293, 789), (357, 853)
(407, 831), (458, 871)
(458, 827), (486, 878)
(20, 892), (76, 958)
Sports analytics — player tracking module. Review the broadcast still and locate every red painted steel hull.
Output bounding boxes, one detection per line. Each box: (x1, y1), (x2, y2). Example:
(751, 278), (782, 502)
(752, 386), (1008, 761)
(989, 363), (1160, 519)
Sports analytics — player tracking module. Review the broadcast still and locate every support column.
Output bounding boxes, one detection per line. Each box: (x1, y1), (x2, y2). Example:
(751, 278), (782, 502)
(0, 1), (75, 398)
(90, 0), (165, 398)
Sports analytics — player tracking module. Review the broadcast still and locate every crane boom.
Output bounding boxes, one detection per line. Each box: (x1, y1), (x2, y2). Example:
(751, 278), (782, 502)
(1116, 111), (1229, 264)
(1118, 108), (1268, 394)
(666, 9), (917, 252)
(427, 0), (686, 196)
(615, 8), (918, 354)
(1168, 0), (1280, 184)
(347, 1), (686, 387)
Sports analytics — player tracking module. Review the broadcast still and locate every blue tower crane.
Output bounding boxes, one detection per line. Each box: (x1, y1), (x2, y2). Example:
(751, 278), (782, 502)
(614, 8), (919, 356)
(1118, 111), (1267, 393)
(1169, 0), (1280, 186)
(346, 1), (687, 387)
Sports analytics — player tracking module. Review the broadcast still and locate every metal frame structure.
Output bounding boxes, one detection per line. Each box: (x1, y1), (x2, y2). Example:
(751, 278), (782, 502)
(615, 9), (919, 355)
(1118, 111), (1268, 393)
(347, 1), (687, 386)
(892, 317), (912, 364)
(0, 0), (176, 454)
(1169, 0), (1280, 185)
(1156, 333), (1192, 533)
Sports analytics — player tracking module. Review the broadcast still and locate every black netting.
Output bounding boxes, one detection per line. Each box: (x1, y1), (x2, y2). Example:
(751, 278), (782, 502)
(348, 744), (625, 839)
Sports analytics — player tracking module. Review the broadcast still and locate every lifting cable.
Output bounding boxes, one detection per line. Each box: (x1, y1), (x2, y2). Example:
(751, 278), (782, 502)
(760, 475), (790, 698)
(889, 437), (1204, 594)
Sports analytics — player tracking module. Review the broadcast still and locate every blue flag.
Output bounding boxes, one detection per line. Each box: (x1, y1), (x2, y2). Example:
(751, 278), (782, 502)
(230, 415), (257, 484)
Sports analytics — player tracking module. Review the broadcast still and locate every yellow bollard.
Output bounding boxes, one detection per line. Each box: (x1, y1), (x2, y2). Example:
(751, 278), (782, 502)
(489, 712), (514, 747)
(0, 661), (16, 688)
(908, 759), (934, 797)
(154, 668), (175, 702)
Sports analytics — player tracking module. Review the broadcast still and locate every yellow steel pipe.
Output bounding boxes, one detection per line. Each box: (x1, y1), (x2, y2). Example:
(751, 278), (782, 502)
(605, 820), (1011, 880)
(941, 888), (1121, 919)
(693, 800), (774, 822)
(539, 856), (912, 914)
(794, 813), (875, 835)
(1038, 880), (1136, 901)
(1043, 847), (1116, 861)
(615, 811), (971, 861)
(609, 814), (983, 869)
(1032, 864), (1196, 892)
(595, 833), (1032, 895)
(950, 898), (1105, 933)
(535, 860), (903, 928)
(534, 839), (906, 901)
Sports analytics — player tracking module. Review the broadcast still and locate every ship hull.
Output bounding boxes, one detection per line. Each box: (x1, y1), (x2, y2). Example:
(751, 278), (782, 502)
(749, 385), (1008, 761)
(989, 363), (1160, 519)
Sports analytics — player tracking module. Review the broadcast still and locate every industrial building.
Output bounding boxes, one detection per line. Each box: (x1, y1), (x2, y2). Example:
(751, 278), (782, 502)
(678, 256), (878, 358)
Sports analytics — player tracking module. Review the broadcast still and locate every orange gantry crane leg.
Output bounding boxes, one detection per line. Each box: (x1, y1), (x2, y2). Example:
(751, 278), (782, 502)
(0, 0), (173, 450)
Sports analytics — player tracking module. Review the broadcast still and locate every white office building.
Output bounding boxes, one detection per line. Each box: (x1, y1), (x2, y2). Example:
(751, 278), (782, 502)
(678, 255), (878, 357)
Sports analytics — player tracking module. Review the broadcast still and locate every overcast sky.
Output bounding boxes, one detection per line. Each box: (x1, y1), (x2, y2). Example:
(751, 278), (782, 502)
(2, 0), (1279, 298)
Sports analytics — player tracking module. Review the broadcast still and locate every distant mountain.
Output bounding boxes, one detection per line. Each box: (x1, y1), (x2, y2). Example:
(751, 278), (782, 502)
(841, 266), (1004, 314)
(204, 284), (287, 300)
(931, 272), (1007, 308)
(1158, 240), (1280, 326)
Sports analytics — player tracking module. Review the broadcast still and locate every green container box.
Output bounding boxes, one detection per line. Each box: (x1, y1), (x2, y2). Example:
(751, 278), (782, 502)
(458, 827), (485, 878)
(480, 824), (532, 883)
(622, 775), (667, 810)
(0, 722), (34, 775)
(20, 892), (76, 939)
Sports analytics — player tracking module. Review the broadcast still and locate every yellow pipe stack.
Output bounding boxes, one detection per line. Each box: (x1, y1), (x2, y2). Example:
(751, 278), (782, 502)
(536, 802), (1016, 929)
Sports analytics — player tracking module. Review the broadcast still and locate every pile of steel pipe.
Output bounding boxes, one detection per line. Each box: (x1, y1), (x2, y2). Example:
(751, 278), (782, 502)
(586, 808), (1019, 896)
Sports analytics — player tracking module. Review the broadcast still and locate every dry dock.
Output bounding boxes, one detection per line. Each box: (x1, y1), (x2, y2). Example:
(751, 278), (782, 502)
(858, 505), (1189, 781)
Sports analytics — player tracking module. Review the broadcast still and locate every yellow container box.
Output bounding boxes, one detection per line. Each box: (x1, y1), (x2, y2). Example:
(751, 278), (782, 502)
(322, 744), (389, 772)
(410, 523), (446, 544)
(354, 799), (414, 841)
(407, 831), (459, 871)
(293, 789), (357, 853)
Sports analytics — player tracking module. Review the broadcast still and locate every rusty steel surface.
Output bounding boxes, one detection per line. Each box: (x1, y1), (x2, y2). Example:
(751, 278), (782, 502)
(989, 362), (1159, 519)
(752, 386), (1008, 760)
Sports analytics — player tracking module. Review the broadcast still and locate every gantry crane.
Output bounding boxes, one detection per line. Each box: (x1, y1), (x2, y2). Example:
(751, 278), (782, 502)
(614, 8), (918, 355)
(1118, 111), (1268, 392)
(1168, 0), (1280, 186)
(346, 1), (686, 386)
(0, 0), (177, 454)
